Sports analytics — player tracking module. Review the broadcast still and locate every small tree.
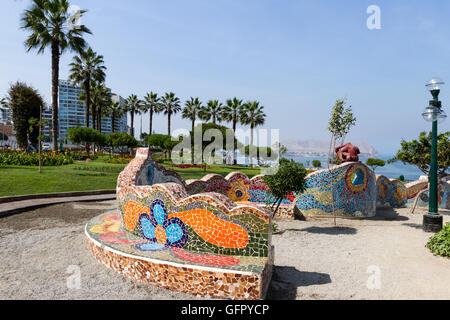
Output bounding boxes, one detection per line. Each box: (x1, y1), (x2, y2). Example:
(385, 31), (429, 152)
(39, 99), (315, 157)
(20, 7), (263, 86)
(7, 82), (43, 149)
(106, 132), (138, 154)
(67, 127), (104, 155)
(366, 158), (386, 172)
(312, 160), (322, 168)
(327, 99), (356, 160)
(389, 131), (449, 179)
(263, 159), (307, 217)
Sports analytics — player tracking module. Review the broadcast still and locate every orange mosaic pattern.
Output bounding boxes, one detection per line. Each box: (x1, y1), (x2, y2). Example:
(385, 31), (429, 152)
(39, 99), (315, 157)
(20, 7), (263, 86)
(169, 209), (249, 249)
(123, 201), (150, 231)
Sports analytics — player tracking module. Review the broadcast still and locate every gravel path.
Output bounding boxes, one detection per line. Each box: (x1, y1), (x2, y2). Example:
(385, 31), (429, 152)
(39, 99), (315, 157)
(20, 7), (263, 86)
(0, 202), (448, 300)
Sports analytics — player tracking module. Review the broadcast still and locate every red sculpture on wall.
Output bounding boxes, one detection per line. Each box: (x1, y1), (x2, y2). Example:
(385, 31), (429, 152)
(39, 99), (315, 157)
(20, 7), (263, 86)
(335, 143), (360, 162)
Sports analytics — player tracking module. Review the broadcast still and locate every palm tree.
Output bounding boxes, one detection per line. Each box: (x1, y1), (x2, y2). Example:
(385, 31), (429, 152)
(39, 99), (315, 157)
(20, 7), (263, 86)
(137, 100), (148, 138)
(199, 100), (224, 124)
(160, 92), (181, 136)
(143, 92), (161, 136)
(90, 83), (111, 132)
(105, 101), (124, 133)
(125, 94), (143, 138)
(241, 101), (266, 167)
(69, 47), (106, 128)
(21, 0), (91, 151)
(223, 97), (244, 165)
(182, 97), (202, 164)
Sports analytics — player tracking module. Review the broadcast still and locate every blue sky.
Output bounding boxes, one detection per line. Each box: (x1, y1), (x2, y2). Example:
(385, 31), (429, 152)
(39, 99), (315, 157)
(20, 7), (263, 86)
(1, 0), (449, 154)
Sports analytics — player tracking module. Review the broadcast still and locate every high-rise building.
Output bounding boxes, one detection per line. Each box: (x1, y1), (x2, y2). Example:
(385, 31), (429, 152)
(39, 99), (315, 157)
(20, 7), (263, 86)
(42, 80), (128, 141)
(0, 106), (12, 124)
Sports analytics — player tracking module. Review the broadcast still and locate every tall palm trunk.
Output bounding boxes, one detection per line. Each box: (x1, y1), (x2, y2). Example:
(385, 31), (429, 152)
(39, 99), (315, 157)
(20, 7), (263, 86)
(168, 112), (171, 136)
(191, 118), (195, 164)
(51, 41), (60, 151)
(111, 112), (116, 133)
(149, 109), (153, 136)
(84, 81), (90, 128)
(233, 117), (237, 165)
(249, 124), (254, 167)
(130, 111), (134, 137)
(97, 107), (102, 133)
(92, 105), (96, 130)
(140, 114), (143, 138)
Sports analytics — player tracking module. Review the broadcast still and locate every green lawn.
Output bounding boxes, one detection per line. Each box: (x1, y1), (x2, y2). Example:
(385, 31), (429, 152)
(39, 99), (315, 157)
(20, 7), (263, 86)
(0, 161), (126, 197)
(0, 160), (263, 197)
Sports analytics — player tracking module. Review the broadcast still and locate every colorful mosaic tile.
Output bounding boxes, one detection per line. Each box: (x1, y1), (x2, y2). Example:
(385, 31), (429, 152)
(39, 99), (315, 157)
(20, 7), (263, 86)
(87, 148), (274, 299)
(413, 182), (450, 210)
(376, 175), (407, 208)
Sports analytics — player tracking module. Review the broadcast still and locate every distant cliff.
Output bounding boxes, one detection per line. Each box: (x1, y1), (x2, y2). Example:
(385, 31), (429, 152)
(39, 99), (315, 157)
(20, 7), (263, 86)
(283, 139), (380, 158)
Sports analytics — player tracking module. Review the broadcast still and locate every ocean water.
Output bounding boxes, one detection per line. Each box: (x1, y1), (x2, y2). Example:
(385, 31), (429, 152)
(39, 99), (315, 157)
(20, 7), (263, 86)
(286, 155), (425, 182)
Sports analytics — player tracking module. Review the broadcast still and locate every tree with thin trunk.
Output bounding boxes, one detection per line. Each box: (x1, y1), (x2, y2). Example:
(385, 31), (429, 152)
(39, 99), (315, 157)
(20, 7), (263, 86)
(143, 92), (161, 136)
(240, 101), (266, 167)
(182, 97), (202, 164)
(89, 82), (110, 132)
(21, 0), (91, 151)
(161, 92), (181, 136)
(105, 101), (124, 133)
(69, 47), (106, 128)
(199, 100), (224, 124)
(124, 94), (143, 138)
(223, 97), (243, 165)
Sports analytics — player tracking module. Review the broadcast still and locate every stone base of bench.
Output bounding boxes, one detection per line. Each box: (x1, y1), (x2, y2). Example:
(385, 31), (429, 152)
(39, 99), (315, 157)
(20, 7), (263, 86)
(85, 212), (274, 300)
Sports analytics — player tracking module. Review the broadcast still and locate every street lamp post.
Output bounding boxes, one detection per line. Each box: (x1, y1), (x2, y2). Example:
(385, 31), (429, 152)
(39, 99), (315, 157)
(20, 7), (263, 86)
(422, 78), (447, 233)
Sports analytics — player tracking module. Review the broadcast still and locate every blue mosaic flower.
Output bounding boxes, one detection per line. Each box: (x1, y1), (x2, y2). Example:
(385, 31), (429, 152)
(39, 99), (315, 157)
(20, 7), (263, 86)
(135, 200), (188, 252)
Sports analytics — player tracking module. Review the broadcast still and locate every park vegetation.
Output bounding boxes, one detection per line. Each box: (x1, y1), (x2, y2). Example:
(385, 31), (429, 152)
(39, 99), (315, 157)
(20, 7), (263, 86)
(263, 159), (307, 217)
(389, 131), (449, 179)
(427, 222), (450, 258)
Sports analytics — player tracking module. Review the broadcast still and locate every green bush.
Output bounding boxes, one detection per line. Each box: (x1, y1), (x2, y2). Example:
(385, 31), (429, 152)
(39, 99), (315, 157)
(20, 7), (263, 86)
(0, 150), (73, 166)
(312, 160), (321, 168)
(104, 158), (132, 164)
(426, 223), (450, 258)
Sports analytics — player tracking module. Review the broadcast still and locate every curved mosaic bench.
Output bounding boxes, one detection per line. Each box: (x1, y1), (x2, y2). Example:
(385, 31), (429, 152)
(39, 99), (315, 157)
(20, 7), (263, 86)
(132, 151), (377, 218)
(412, 181), (450, 210)
(405, 179), (429, 200)
(376, 175), (407, 208)
(86, 148), (273, 300)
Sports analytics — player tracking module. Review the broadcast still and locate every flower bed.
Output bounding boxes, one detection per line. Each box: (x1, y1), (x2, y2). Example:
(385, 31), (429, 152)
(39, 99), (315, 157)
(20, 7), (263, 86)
(168, 164), (210, 169)
(0, 150), (73, 166)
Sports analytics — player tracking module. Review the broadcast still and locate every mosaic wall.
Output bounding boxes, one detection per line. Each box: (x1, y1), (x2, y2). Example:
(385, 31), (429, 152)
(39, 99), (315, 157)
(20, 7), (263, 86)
(414, 182), (450, 210)
(117, 186), (272, 258)
(294, 163), (377, 218)
(87, 148), (274, 299)
(405, 179), (429, 200)
(376, 175), (407, 208)
(128, 150), (379, 218)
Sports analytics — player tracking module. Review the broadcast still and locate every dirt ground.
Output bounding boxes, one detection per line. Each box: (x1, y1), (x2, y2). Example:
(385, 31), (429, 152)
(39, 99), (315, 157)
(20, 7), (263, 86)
(0, 201), (449, 300)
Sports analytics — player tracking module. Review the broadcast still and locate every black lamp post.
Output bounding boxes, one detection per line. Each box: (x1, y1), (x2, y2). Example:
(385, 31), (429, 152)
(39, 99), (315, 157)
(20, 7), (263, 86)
(422, 78), (447, 233)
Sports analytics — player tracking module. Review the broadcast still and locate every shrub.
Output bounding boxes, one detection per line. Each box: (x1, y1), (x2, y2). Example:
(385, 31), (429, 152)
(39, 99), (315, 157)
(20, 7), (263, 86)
(366, 158), (386, 172)
(0, 150), (73, 166)
(263, 159), (307, 217)
(426, 223), (450, 258)
(312, 160), (322, 168)
(104, 158), (132, 164)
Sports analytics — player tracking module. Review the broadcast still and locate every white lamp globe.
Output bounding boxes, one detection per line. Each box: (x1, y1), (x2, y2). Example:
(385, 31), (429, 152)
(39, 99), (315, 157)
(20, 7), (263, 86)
(426, 78), (445, 92)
